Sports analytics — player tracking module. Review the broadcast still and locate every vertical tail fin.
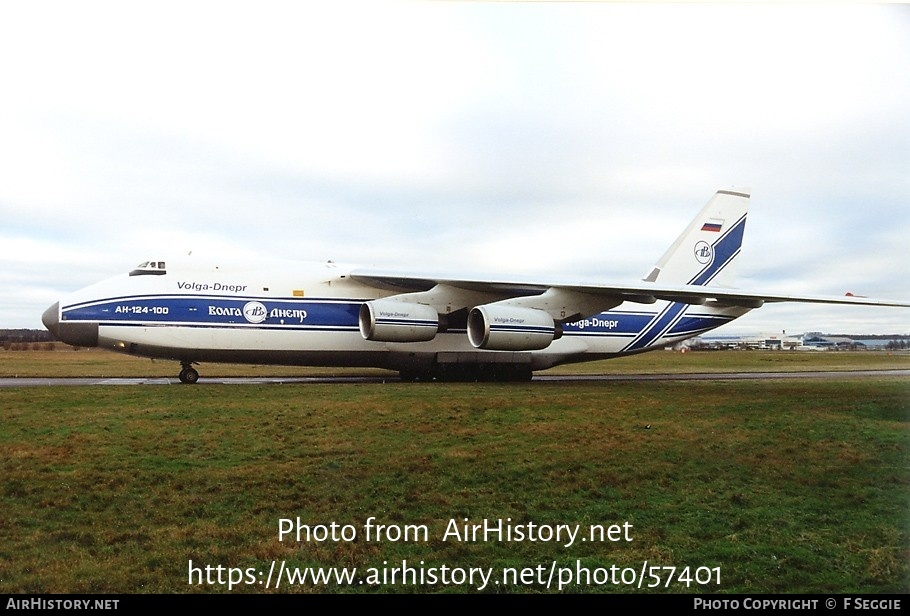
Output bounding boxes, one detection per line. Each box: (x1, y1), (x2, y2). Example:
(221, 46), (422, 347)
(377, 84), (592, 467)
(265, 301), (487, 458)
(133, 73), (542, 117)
(644, 188), (750, 287)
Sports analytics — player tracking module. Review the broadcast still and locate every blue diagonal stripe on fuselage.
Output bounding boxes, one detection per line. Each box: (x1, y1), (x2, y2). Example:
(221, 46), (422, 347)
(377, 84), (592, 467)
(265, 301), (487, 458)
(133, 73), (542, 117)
(621, 301), (688, 352)
(666, 313), (736, 337)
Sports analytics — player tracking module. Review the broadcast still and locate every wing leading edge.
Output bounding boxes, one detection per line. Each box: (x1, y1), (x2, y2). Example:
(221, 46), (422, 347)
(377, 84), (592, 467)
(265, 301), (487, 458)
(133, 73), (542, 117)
(350, 269), (910, 314)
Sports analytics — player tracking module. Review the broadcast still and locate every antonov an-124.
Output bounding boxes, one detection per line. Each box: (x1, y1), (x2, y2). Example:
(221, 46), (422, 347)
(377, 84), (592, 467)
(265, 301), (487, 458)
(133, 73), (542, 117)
(42, 189), (909, 382)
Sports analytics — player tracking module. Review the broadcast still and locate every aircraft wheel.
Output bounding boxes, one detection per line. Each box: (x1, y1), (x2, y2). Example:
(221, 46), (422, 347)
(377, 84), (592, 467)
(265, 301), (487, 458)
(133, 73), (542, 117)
(178, 367), (199, 384)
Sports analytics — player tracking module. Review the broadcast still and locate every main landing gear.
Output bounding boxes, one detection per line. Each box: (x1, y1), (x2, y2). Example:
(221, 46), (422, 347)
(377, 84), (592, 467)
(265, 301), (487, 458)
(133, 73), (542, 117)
(178, 362), (199, 384)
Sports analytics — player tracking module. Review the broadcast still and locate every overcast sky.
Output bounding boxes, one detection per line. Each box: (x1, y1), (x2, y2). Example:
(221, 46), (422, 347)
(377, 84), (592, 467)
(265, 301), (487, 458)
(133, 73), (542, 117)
(1, 1), (908, 335)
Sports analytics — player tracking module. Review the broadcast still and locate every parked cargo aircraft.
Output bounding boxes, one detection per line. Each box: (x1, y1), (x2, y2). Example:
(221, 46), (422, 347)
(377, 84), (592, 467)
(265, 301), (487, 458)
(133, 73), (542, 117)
(42, 189), (909, 382)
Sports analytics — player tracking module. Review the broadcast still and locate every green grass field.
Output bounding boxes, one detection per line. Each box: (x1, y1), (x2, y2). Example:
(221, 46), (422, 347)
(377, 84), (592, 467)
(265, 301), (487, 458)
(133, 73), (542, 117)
(1, 347), (908, 378)
(0, 350), (908, 594)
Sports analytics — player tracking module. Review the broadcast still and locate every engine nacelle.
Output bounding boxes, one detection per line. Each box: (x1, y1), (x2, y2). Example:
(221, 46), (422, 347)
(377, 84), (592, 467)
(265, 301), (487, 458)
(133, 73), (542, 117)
(467, 305), (556, 351)
(359, 300), (439, 343)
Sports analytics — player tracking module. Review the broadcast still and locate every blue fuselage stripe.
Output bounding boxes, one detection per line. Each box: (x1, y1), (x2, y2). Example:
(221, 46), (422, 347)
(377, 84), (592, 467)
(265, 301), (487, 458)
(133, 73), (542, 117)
(62, 295), (363, 329)
(61, 295), (736, 351)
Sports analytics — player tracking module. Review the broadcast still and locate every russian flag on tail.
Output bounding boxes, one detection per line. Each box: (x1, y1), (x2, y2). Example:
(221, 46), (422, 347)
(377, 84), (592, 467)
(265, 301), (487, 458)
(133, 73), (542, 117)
(701, 218), (724, 232)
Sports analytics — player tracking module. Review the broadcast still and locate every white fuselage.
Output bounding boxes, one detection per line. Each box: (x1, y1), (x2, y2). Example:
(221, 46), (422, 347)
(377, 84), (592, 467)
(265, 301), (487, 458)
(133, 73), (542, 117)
(50, 260), (749, 374)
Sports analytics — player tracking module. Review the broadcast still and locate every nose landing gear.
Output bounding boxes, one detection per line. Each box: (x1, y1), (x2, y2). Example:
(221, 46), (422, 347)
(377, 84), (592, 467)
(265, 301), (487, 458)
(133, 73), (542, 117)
(178, 362), (199, 384)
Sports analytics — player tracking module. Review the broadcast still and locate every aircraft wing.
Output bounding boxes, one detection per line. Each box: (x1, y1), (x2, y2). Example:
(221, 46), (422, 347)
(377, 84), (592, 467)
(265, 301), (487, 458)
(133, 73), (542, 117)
(349, 268), (910, 317)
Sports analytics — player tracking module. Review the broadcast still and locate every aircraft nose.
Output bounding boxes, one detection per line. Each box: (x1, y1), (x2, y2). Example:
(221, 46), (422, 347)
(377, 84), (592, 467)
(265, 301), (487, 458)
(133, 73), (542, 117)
(41, 302), (99, 347)
(42, 302), (61, 338)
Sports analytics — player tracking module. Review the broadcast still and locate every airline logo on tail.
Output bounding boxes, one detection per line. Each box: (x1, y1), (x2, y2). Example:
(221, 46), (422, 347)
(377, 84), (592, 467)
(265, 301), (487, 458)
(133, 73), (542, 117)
(694, 241), (713, 265)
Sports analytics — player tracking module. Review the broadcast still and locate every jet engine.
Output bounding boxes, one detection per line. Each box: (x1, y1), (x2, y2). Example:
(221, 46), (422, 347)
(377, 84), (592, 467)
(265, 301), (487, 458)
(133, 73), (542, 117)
(359, 299), (439, 342)
(467, 305), (558, 351)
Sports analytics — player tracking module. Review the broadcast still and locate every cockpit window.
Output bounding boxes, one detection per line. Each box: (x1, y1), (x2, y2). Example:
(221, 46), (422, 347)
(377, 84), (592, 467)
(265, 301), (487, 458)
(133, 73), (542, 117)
(129, 260), (168, 276)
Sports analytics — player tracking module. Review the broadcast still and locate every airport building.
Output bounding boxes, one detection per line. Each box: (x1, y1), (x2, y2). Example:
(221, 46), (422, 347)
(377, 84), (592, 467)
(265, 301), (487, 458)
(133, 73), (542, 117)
(699, 332), (804, 350)
(697, 332), (908, 351)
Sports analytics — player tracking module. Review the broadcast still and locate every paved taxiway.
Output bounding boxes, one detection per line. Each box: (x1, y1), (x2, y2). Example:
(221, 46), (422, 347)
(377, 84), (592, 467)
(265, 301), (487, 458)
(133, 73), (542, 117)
(1, 370), (907, 387)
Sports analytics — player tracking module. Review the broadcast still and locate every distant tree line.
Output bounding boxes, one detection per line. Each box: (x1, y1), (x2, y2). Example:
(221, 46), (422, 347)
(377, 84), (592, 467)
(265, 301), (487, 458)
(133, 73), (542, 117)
(1, 329), (55, 351)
